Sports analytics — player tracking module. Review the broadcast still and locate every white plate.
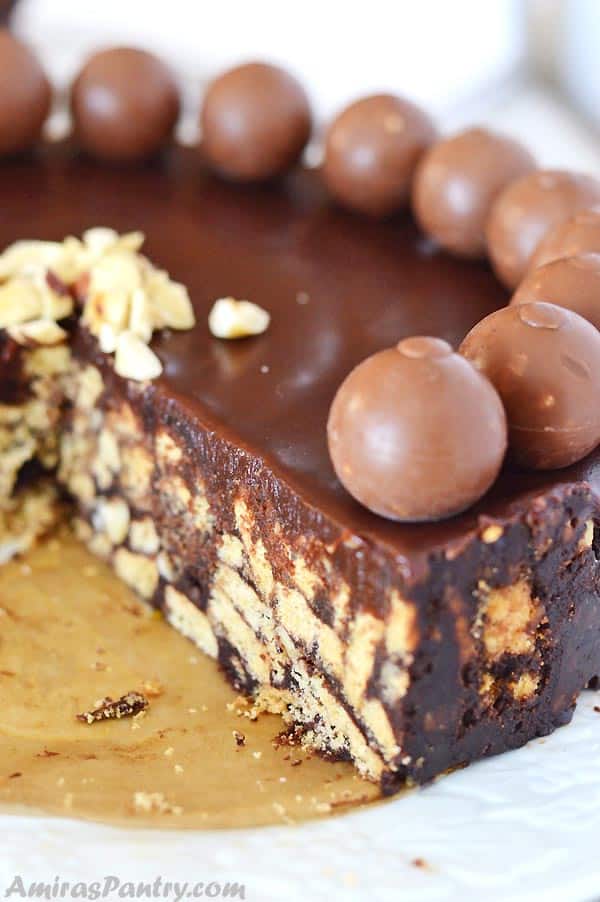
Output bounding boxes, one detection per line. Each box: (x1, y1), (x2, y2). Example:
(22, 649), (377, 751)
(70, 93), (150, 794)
(2, 690), (599, 902)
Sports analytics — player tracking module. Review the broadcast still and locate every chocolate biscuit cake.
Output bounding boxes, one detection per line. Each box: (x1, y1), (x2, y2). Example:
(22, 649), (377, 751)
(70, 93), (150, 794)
(0, 144), (598, 792)
(1, 32), (600, 795)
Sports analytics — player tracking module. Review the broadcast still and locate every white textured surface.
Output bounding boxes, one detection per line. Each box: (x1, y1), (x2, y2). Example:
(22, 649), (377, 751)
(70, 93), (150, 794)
(1, 690), (600, 902)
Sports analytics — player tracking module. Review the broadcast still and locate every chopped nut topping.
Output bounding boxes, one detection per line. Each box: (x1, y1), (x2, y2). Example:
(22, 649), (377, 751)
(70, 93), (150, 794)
(76, 691), (149, 724)
(208, 296), (270, 339)
(0, 229), (195, 383)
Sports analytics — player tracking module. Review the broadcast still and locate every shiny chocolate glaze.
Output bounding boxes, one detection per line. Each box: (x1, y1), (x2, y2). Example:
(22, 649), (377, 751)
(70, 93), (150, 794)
(0, 143), (597, 571)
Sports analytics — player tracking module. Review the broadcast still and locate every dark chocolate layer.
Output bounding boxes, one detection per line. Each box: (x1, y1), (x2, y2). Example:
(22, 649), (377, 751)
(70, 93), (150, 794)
(0, 142), (598, 579)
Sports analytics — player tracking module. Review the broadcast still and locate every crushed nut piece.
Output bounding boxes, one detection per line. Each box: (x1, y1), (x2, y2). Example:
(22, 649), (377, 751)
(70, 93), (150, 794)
(146, 270), (195, 330)
(76, 691), (148, 724)
(233, 730), (246, 747)
(208, 296), (270, 339)
(7, 319), (68, 347)
(0, 280), (46, 327)
(114, 330), (163, 381)
(0, 230), (195, 383)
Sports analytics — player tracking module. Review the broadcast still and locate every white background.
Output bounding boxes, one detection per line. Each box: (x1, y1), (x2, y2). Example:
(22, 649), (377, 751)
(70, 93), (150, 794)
(14, 0), (526, 122)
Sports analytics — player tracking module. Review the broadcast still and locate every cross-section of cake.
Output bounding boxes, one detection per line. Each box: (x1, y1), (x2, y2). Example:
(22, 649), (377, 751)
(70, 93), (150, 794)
(0, 149), (599, 793)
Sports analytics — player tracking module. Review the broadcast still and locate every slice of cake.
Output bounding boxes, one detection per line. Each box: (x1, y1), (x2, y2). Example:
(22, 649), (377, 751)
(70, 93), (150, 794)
(0, 148), (598, 793)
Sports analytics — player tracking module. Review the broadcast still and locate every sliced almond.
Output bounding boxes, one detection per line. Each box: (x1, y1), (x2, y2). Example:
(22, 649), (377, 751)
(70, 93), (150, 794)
(83, 228), (144, 258)
(129, 288), (153, 343)
(7, 319), (68, 347)
(98, 323), (119, 354)
(39, 287), (73, 322)
(146, 271), (195, 330)
(0, 280), (43, 327)
(82, 228), (121, 256)
(114, 330), (163, 381)
(0, 241), (65, 282)
(86, 251), (142, 331)
(208, 297), (270, 339)
(118, 231), (145, 253)
(51, 237), (87, 283)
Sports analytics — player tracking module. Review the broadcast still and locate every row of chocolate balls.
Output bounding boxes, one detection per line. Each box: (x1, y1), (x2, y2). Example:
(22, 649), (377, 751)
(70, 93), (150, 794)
(327, 299), (600, 523)
(6, 29), (600, 293)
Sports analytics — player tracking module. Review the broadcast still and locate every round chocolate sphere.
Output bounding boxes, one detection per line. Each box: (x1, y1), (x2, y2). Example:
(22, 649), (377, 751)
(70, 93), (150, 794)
(529, 208), (600, 271)
(511, 253), (600, 331)
(0, 29), (51, 155)
(201, 62), (311, 181)
(327, 336), (507, 522)
(412, 128), (535, 258)
(460, 302), (600, 470)
(322, 94), (437, 218)
(71, 47), (180, 162)
(485, 170), (600, 289)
